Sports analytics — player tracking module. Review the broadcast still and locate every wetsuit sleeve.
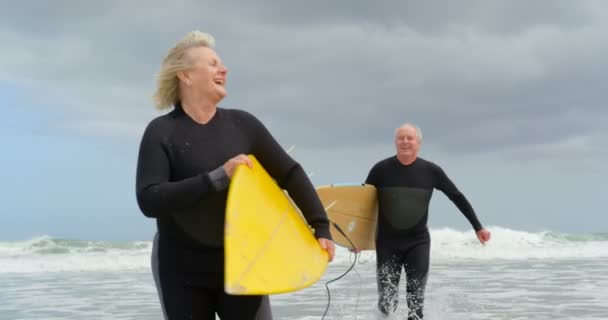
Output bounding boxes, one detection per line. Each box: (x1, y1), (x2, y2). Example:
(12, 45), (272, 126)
(433, 165), (483, 231)
(365, 164), (379, 186)
(247, 114), (332, 240)
(135, 120), (215, 218)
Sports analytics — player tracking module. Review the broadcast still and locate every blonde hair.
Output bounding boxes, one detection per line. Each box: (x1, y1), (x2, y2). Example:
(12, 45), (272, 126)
(153, 31), (216, 109)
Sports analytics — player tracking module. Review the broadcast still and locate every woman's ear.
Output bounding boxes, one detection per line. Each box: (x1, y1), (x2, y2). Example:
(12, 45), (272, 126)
(177, 70), (191, 86)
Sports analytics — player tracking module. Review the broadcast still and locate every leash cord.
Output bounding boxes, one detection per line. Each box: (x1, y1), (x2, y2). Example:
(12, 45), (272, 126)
(321, 220), (359, 320)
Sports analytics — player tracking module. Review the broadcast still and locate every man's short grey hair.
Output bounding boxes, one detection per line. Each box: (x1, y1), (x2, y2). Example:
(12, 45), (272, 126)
(394, 123), (422, 142)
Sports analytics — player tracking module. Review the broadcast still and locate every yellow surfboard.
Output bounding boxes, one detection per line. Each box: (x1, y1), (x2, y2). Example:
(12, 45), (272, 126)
(224, 155), (328, 295)
(316, 184), (378, 250)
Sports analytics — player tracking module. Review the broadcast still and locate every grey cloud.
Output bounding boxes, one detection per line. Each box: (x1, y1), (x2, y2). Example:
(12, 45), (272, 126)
(222, 0), (595, 35)
(2, 0), (608, 234)
(1, 0), (607, 162)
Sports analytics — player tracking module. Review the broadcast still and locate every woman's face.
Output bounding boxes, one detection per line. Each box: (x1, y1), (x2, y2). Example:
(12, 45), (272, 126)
(183, 46), (228, 101)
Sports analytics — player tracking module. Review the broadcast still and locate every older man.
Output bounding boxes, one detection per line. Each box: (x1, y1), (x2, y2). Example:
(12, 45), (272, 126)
(365, 123), (491, 319)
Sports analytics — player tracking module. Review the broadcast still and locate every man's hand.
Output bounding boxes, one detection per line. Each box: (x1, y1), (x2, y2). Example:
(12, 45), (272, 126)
(476, 228), (491, 245)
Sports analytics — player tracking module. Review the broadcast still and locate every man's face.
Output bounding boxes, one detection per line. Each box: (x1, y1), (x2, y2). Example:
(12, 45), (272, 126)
(394, 125), (420, 159)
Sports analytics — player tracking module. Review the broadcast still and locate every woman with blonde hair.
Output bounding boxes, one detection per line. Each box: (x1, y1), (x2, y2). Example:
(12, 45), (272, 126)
(136, 31), (335, 319)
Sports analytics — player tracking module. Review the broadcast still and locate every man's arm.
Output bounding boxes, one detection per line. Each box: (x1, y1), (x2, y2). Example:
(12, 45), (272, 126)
(433, 164), (483, 231)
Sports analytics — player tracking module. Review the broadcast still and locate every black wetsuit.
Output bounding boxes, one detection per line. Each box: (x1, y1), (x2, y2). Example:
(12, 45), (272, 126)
(136, 103), (331, 320)
(365, 156), (482, 319)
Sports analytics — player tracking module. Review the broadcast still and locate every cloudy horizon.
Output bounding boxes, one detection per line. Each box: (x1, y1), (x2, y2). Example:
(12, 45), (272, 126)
(2, 0), (607, 240)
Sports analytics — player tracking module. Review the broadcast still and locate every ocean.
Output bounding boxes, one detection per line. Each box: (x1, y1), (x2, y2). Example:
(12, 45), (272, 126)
(1, 227), (607, 320)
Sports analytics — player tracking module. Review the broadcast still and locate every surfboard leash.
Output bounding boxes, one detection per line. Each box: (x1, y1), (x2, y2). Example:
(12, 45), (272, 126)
(321, 219), (359, 320)
(349, 249), (363, 320)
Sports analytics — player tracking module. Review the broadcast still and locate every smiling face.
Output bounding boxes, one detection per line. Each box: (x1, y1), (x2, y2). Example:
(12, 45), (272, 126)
(394, 124), (421, 163)
(181, 46), (228, 102)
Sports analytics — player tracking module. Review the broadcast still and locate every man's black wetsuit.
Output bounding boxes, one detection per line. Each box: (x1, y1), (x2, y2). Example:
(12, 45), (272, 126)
(136, 103), (331, 320)
(366, 156), (482, 319)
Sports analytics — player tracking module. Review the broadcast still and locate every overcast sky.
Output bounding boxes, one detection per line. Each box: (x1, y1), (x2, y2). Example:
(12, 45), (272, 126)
(1, 0), (607, 241)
